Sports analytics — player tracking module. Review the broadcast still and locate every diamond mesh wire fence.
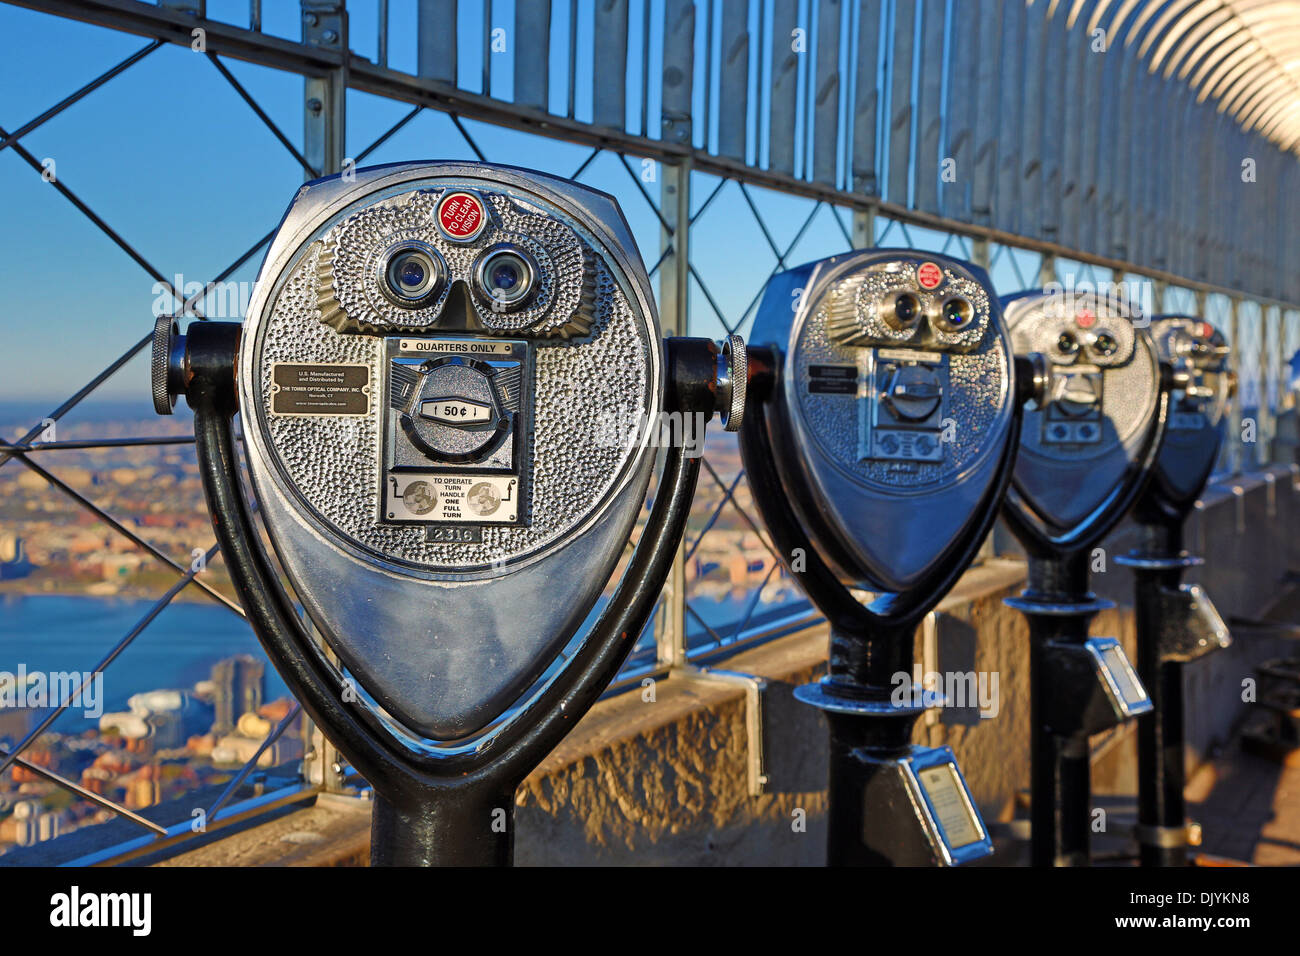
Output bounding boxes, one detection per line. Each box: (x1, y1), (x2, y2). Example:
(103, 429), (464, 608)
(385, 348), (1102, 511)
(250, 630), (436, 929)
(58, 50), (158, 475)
(2, 0), (1297, 863)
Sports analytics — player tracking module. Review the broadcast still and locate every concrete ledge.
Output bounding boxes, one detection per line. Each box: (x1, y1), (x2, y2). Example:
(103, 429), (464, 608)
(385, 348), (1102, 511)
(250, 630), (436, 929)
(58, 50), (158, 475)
(154, 793), (371, 867)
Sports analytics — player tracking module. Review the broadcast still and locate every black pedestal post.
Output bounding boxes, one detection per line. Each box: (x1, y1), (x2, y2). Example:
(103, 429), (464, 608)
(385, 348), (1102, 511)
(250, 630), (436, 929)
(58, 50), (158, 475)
(1122, 520), (1203, 867)
(807, 623), (927, 866)
(370, 783), (516, 867)
(1009, 552), (1113, 867)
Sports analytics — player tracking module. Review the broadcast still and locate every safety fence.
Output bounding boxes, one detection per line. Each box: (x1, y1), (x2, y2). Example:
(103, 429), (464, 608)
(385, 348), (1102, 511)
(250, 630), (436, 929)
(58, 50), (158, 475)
(0, 0), (1297, 863)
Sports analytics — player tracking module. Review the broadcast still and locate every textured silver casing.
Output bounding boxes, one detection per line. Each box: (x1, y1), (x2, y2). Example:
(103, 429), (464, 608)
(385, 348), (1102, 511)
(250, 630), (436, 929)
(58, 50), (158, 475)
(1004, 291), (1161, 531)
(237, 162), (661, 740)
(1148, 316), (1230, 504)
(749, 250), (1015, 593)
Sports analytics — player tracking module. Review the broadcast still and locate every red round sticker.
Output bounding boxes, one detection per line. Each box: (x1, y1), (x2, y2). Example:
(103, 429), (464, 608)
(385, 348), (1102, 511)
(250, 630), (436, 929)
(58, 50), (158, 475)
(437, 191), (486, 241)
(916, 261), (943, 290)
(1076, 309), (1096, 328)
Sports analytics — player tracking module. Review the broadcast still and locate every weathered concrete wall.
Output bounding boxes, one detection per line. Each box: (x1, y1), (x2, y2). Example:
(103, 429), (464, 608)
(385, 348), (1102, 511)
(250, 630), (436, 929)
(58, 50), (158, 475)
(1091, 467), (1300, 774)
(907, 562), (1034, 826)
(512, 469), (1299, 864)
(514, 630), (832, 865)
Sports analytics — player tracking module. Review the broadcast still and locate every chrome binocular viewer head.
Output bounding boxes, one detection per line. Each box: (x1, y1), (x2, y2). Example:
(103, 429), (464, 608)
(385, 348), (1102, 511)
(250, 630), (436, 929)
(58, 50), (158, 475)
(744, 249), (1019, 594)
(740, 249), (1021, 868)
(1003, 289), (1165, 536)
(1143, 316), (1232, 516)
(158, 162), (673, 740)
(154, 161), (745, 865)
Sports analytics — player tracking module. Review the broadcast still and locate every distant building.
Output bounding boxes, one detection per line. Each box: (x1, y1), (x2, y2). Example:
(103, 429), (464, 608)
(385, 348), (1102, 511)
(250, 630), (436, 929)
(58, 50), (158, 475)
(2, 801), (64, 847)
(99, 689), (213, 750)
(210, 655), (264, 735)
(211, 710), (303, 768)
(0, 533), (34, 580)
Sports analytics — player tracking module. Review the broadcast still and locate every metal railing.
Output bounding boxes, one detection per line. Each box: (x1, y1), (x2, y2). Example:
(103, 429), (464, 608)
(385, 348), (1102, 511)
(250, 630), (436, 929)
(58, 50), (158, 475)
(0, 0), (1296, 865)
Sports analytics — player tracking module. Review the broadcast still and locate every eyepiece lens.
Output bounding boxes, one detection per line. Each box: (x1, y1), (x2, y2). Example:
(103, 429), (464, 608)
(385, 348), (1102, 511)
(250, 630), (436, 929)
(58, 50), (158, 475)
(476, 247), (537, 310)
(382, 243), (444, 307)
(941, 298), (973, 329)
(1058, 331), (1078, 354)
(492, 261), (521, 291)
(894, 293), (920, 325)
(399, 258), (426, 289)
(1095, 332), (1117, 355)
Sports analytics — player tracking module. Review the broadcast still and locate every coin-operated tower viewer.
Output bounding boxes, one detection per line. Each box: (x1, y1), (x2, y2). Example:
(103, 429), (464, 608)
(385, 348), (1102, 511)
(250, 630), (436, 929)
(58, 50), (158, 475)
(1000, 289), (1172, 867)
(740, 250), (1042, 866)
(1116, 316), (1233, 867)
(152, 161), (747, 866)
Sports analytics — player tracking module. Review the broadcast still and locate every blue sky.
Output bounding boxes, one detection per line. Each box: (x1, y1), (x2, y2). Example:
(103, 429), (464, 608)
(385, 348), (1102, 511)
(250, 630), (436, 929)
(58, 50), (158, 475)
(0, 1), (1039, 412)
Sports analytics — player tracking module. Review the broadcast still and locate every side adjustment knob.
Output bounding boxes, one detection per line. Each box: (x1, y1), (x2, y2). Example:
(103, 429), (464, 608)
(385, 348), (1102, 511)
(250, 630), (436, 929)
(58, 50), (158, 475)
(1017, 352), (1050, 408)
(717, 334), (747, 432)
(151, 315), (184, 416)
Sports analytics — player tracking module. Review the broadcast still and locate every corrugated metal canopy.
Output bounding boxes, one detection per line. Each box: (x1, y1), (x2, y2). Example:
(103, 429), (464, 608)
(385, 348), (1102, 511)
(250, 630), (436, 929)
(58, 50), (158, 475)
(1062, 0), (1300, 152)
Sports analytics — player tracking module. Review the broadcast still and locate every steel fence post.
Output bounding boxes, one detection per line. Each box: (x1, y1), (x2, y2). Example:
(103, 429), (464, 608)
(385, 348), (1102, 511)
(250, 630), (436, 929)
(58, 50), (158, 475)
(1229, 296), (1243, 473)
(657, 159), (692, 667)
(303, 1), (347, 179)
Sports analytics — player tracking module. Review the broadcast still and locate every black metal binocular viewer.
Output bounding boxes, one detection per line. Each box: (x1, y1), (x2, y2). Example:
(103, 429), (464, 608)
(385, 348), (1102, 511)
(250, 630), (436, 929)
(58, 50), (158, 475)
(153, 161), (1233, 869)
(739, 249), (1028, 865)
(742, 261), (1232, 867)
(1116, 314), (1234, 868)
(999, 289), (1168, 867)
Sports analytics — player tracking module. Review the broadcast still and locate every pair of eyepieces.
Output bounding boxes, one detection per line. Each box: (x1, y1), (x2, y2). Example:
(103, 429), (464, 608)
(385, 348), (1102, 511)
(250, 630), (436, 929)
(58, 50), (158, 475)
(883, 292), (974, 334)
(381, 241), (538, 312)
(1056, 329), (1118, 358)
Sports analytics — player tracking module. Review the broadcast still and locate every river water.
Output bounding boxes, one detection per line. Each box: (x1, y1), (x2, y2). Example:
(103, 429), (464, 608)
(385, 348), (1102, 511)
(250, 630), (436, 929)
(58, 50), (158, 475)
(0, 594), (289, 732)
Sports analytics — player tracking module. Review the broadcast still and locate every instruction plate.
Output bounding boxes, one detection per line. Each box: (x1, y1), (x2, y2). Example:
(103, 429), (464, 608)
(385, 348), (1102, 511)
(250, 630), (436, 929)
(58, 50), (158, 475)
(385, 473), (520, 525)
(271, 363), (371, 416)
